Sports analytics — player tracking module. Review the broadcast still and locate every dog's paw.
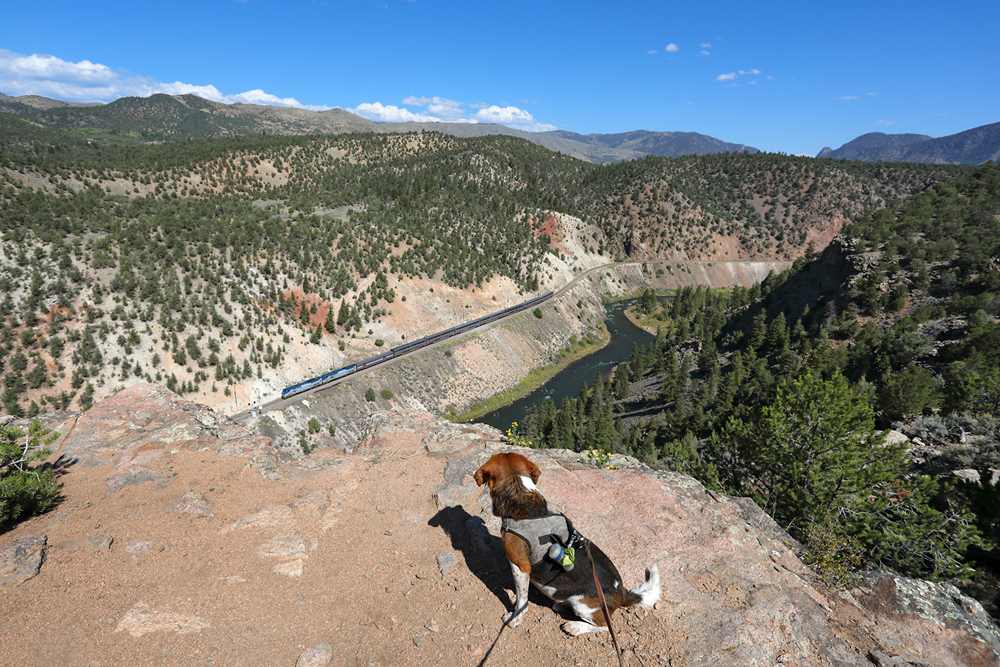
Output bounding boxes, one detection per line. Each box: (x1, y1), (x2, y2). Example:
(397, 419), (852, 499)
(562, 621), (604, 636)
(505, 610), (524, 628)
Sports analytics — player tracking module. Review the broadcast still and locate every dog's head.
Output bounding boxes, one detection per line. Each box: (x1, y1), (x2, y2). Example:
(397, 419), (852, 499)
(474, 452), (541, 492)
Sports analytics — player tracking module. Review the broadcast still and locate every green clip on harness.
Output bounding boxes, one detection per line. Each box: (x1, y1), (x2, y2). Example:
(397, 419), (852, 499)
(502, 511), (581, 570)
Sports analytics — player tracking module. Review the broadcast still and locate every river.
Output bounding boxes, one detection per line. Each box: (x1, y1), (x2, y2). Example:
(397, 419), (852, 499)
(474, 298), (657, 432)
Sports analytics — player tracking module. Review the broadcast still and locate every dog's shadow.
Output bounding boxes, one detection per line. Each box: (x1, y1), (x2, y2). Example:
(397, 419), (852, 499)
(428, 505), (552, 615)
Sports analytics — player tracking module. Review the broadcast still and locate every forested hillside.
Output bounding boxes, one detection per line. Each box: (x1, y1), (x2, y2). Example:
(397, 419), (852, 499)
(520, 161), (1000, 608)
(0, 92), (378, 140)
(0, 111), (970, 423)
(575, 152), (968, 259)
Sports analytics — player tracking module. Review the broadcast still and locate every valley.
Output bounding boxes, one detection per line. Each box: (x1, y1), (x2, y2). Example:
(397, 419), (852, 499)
(2, 100), (1000, 650)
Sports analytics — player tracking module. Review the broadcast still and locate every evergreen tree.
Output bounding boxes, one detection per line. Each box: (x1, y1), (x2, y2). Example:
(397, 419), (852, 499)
(710, 372), (980, 578)
(1, 420), (59, 527)
(766, 312), (788, 353)
(749, 311), (767, 352)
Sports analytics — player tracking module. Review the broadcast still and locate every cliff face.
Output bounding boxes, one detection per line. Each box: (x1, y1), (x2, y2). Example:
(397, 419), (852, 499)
(1, 384), (997, 666)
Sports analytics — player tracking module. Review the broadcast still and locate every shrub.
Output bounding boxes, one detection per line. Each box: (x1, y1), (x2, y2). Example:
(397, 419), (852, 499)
(711, 372), (981, 578)
(1, 420), (60, 527)
(907, 415), (948, 443)
(380, 389), (394, 400)
(365, 388), (376, 402)
(375, 339), (384, 347)
(533, 308), (543, 319)
(308, 417), (321, 434)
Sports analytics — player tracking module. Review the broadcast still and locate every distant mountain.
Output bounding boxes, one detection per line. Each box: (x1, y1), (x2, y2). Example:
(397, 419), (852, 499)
(543, 129), (758, 158)
(377, 125), (757, 164)
(817, 122), (1000, 164)
(0, 92), (379, 140)
(816, 132), (931, 159)
(378, 121), (648, 163)
(0, 92), (757, 164)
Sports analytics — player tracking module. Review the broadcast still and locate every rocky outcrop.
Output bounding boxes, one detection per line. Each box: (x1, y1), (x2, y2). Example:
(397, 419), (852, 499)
(434, 446), (999, 666)
(0, 534), (47, 586)
(0, 386), (996, 666)
(858, 572), (1000, 667)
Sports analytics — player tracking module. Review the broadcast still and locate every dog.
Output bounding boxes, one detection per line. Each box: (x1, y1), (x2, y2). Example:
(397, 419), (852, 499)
(474, 451), (660, 636)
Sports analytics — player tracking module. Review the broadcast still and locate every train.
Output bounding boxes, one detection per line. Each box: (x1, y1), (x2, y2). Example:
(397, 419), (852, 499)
(280, 291), (554, 400)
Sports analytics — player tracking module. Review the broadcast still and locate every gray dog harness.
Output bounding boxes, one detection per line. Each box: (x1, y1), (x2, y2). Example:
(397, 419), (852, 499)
(502, 512), (578, 565)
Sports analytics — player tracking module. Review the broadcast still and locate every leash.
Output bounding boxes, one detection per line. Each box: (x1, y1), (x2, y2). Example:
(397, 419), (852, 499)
(476, 595), (530, 667)
(584, 538), (625, 667)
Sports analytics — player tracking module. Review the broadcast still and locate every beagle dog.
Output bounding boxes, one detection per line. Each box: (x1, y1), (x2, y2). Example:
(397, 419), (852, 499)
(474, 451), (660, 636)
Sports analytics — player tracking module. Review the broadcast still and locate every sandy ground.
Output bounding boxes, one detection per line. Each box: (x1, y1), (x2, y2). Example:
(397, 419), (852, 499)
(0, 413), (676, 667)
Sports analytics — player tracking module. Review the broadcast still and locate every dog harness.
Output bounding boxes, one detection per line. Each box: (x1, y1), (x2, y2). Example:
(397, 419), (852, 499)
(502, 511), (580, 567)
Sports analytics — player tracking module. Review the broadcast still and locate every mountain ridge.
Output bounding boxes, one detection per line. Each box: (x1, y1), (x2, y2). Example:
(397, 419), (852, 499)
(817, 122), (1000, 164)
(1, 92), (757, 164)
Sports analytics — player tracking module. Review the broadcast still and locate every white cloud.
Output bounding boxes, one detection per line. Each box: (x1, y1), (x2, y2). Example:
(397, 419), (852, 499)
(867, 92), (877, 96)
(647, 50), (657, 54)
(665, 43), (679, 52)
(349, 98), (556, 132)
(840, 95), (859, 100)
(0, 47), (331, 110)
(348, 102), (446, 123)
(700, 42), (712, 48)
(716, 69), (764, 83)
(874, 119), (897, 127)
(401, 95), (466, 121)
(472, 105), (557, 132)
(700, 50), (710, 56)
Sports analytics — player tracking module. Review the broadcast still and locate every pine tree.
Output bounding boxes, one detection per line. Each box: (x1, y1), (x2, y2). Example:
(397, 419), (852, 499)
(749, 311), (767, 352)
(711, 372), (981, 578)
(0, 420), (59, 526)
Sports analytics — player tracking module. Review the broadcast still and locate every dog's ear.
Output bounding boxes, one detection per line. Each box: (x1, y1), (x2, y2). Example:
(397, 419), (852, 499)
(526, 458), (541, 484)
(474, 464), (490, 488)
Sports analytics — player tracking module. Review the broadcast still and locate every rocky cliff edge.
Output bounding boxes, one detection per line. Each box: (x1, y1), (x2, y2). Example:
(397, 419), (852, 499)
(1, 384), (998, 666)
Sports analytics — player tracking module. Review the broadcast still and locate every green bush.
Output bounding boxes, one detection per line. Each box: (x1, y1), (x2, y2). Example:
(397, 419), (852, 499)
(1, 420), (60, 528)
(365, 388), (376, 402)
(533, 308), (543, 319)
(711, 372), (981, 579)
(308, 417), (321, 434)
(380, 389), (394, 400)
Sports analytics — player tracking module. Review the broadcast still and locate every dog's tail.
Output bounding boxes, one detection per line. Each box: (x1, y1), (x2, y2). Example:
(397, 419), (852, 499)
(623, 564), (661, 609)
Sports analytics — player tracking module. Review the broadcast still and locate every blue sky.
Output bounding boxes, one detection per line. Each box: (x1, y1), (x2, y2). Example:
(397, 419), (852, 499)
(2, 0), (997, 155)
